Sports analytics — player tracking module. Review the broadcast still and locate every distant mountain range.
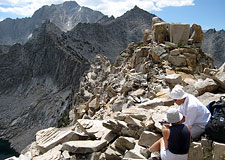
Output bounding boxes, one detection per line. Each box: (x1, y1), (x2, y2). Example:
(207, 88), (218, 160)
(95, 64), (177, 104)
(0, 1), (224, 67)
(0, 2), (156, 152)
(202, 29), (225, 67)
(0, 1), (105, 45)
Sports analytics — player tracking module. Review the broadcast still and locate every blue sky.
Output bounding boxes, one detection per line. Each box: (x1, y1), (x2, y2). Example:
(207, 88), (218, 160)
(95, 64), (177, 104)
(0, 0), (224, 30)
(151, 0), (225, 30)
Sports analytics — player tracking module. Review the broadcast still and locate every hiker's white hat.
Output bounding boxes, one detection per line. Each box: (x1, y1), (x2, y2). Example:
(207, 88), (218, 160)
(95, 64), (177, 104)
(170, 87), (187, 100)
(166, 108), (183, 123)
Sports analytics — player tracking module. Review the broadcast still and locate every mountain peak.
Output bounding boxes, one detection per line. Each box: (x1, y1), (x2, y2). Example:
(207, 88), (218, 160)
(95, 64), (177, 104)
(133, 5), (141, 10)
(121, 5), (157, 19)
(62, 1), (79, 6)
(60, 1), (80, 9)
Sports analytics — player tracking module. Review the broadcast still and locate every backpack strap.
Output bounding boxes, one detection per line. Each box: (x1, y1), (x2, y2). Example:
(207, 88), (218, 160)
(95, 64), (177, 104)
(206, 101), (216, 115)
(207, 96), (225, 117)
(211, 96), (225, 116)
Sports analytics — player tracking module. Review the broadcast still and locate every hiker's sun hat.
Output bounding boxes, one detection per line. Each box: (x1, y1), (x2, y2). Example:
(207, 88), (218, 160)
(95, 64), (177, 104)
(170, 87), (187, 100)
(166, 108), (183, 123)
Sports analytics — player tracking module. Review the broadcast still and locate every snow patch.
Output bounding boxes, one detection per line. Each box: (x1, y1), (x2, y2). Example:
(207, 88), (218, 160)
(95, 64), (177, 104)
(27, 33), (32, 39)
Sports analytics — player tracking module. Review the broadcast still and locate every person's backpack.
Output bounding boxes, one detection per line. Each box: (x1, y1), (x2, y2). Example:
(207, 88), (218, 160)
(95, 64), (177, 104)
(205, 96), (225, 143)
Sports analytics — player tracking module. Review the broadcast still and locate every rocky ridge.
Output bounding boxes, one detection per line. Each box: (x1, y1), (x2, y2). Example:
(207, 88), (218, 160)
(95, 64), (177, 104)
(0, 21), (90, 152)
(0, 6), (156, 153)
(63, 5), (157, 62)
(10, 21), (225, 160)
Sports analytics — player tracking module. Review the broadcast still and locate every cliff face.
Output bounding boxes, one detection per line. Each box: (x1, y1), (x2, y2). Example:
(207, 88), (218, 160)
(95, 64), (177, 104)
(202, 29), (225, 68)
(0, 21), (90, 152)
(0, 1), (105, 45)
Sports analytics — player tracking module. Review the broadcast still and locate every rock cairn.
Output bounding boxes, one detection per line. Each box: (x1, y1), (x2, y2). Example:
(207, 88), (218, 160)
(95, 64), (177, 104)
(8, 19), (225, 160)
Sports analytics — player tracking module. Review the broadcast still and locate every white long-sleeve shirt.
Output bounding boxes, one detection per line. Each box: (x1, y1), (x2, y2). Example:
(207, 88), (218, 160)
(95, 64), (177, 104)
(178, 93), (211, 129)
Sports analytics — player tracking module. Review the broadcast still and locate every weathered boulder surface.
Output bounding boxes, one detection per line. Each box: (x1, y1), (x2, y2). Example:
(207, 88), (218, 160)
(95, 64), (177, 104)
(62, 140), (108, 153)
(170, 23), (190, 46)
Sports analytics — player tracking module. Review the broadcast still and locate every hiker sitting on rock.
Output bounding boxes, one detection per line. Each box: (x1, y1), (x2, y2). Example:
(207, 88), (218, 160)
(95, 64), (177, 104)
(170, 87), (211, 139)
(150, 108), (191, 160)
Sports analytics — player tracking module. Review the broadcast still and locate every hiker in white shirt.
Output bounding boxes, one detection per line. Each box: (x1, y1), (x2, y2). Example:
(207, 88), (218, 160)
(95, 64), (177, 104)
(170, 87), (211, 139)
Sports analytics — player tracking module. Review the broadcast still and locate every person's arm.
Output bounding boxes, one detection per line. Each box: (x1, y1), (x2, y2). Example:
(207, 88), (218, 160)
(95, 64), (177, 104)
(162, 128), (170, 150)
(185, 124), (192, 141)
